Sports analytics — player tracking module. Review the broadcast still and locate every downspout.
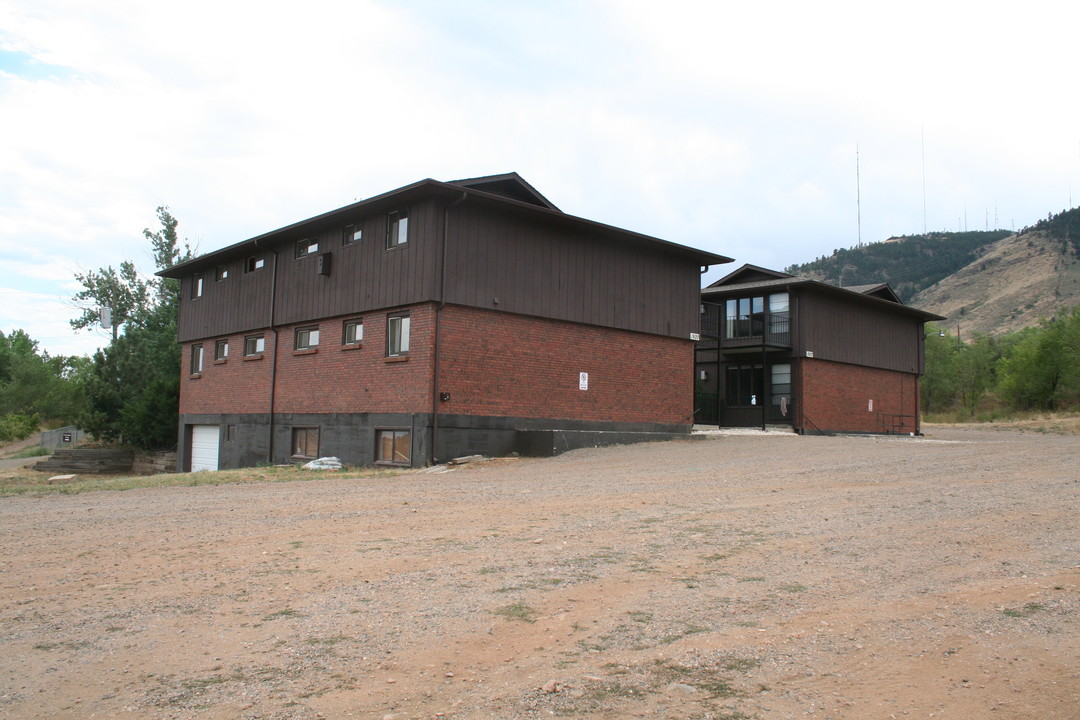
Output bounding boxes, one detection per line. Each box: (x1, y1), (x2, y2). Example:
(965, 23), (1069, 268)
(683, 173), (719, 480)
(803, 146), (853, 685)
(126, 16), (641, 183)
(256, 240), (279, 465)
(432, 191), (468, 465)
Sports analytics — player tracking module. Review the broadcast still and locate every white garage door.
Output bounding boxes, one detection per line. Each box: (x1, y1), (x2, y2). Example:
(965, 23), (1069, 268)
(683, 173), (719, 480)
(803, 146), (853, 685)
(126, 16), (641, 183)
(191, 425), (220, 472)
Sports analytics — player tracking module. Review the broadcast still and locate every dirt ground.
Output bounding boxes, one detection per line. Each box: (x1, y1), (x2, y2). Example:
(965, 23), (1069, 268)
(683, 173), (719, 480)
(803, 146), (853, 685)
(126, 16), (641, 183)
(1, 426), (1077, 720)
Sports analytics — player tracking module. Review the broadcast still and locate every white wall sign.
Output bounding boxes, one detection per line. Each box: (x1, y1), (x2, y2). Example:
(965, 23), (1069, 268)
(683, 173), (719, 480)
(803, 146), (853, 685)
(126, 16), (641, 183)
(579, 372), (589, 390)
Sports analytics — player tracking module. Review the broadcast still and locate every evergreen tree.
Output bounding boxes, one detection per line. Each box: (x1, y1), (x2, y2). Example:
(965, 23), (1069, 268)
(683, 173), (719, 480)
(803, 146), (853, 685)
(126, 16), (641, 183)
(73, 207), (192, 449)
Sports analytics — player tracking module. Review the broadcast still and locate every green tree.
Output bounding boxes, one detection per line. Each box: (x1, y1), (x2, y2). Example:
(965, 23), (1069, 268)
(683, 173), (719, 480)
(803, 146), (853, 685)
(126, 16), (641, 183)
(0, 329), (85, 427)
(998, 308), (1080, 410)
(921, 325), (958, 413)
(73, 207), (192, 448)
(954, 333), (998, 416)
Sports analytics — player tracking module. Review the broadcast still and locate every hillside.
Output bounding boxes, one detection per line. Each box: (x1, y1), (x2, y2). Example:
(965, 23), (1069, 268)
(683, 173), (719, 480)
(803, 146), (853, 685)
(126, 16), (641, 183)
(912, 225), (1080, 336)
(785, 230), (1012, 303)
(786, 208), (1080, 336)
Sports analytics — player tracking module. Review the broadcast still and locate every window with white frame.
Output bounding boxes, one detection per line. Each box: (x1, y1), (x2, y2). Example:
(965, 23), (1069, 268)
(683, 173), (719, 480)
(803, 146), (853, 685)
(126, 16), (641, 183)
(387, 313), (410, 356)
(343, 318), (363, 346)
(386, 210), (408, 249)
(343, 223), (362, 246)
(244, 335), (265, 357)
(295, 238), (319, 259)
(190, 344), (204, 374)
(214, 339), (228, 361)
(295, 326), (320, 350)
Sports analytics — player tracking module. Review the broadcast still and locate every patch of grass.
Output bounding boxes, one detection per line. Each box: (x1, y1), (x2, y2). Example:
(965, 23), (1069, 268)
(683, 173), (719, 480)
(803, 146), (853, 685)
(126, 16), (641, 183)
(6, 445), (51, 459)
(306, 634), (348, 646)
(0, 464), (404, 497)
(492, 602), (536, 623)
(478, 566), (500, 574)
(263, 608), (305, 620)
(627, 610), (653, 623)
(720, 656), (761, 672)
(701, 552), (731, 561)
(739, 576), (766, 583)
(1002, 602), (1046, 618)
(779, 583), (807, 593)
(181, 674), (233, 689)
(659, 624), (709, 644)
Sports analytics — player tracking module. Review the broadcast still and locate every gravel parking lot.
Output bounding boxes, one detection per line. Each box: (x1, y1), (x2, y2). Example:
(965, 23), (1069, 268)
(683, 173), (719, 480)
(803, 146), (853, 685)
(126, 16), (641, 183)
(1, 425), (1077, 719)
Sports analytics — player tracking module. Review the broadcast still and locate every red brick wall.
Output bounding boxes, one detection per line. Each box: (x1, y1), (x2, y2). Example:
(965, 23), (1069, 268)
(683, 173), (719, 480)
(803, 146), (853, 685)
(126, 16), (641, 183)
(180, 333), (275, 415)
(799, 358), (919, 433)
(180, 302), (694, 426)
(179, 304), (436, 416)
(436, 305), (694, 425)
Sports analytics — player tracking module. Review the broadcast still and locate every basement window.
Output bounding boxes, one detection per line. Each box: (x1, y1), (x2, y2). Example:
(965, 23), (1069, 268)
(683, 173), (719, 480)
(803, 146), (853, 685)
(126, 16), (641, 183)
(291, 427), (319, 459)
(375, 428), (411, 465)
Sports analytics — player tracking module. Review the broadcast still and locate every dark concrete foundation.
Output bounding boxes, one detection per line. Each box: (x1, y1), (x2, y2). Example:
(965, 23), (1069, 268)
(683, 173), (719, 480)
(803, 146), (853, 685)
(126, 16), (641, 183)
(176, 412), (690, 471)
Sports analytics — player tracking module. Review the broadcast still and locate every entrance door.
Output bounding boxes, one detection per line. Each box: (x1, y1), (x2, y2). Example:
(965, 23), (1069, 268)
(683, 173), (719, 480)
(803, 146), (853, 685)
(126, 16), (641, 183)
(190, 425), (220, 471)
(769, 363), (792, 423)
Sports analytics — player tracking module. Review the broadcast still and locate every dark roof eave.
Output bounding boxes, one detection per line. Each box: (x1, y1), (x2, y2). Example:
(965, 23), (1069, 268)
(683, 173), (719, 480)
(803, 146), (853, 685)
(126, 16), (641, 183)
(158, 178), (730, 277)
(702, 277), (945, 322)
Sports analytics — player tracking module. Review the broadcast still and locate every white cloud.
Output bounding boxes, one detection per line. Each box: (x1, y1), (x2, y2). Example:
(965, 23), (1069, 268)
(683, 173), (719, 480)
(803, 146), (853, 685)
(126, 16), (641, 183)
(1, 0), (1078, 355)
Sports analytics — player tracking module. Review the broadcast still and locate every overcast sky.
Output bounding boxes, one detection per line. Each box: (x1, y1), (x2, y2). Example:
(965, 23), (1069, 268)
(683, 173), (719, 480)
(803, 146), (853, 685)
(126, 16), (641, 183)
(2, 0), (1078, 357)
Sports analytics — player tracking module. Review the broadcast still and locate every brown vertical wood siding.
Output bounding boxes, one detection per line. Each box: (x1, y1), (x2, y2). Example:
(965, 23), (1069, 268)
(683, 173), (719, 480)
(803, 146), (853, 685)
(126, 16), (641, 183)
(442, 203), (699, 338)
(176, 194), (705, 343)
(796, 288), (924, 374)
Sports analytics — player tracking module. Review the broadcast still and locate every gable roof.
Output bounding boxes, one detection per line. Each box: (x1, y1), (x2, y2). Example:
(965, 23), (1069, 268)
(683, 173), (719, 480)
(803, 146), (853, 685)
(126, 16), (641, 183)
(707, 263), (793, 288)
(843, 282), (903, 303)
(701, 264), (944, 322)
(159, 174), (731, 278)
(447, 172), (559, 211)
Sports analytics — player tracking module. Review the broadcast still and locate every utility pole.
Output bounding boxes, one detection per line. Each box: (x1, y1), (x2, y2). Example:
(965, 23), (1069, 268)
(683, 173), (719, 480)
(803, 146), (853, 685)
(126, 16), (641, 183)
(921, 127), (927, 234)
(856, 144), (862, 248)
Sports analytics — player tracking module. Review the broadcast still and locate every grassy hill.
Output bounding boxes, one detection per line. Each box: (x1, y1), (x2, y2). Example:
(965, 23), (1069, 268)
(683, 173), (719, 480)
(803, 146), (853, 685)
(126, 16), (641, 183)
(785, 208), (1080, 335)
(785, 230), (1012, 303)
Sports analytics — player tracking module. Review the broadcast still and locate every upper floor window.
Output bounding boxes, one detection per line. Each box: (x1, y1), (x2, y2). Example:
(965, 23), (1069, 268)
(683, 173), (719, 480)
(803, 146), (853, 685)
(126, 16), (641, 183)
(214, 339), (229, 361)
(343, 318), (363, 346)
(215, 265), (229, 282)
(191, 273), (204, 299)
(724, 293), (789, 339)
(343, 224), (362, 246)
(295, 239), (319, 259)
(387, 313), (410, 356)
(245, 255), (265, 273)
(244, 335), (265, 357)
(295, 326), (320, 351)
(190, 344), (204, 374)
(386, 210), (408, 249)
